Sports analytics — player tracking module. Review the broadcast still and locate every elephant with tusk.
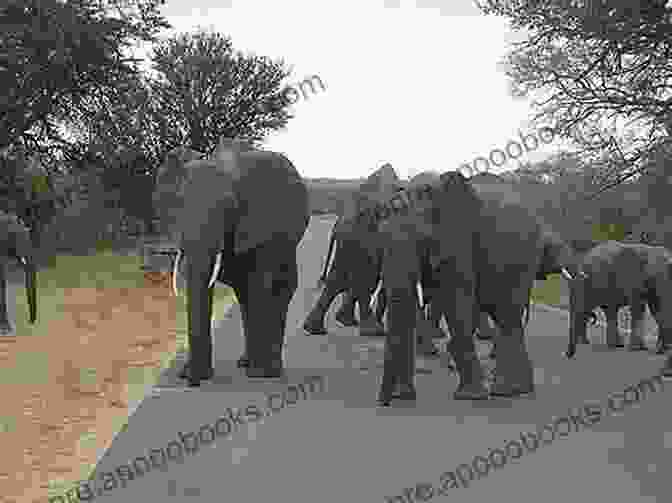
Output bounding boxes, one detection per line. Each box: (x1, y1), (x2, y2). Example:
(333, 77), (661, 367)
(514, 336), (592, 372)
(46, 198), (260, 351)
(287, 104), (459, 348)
(303, 163), (402, 337)
(371, 171), (592, 406)
(0, 211), (37, 335)
(564, 240), (672, 359)
(154, 137), (309, 386)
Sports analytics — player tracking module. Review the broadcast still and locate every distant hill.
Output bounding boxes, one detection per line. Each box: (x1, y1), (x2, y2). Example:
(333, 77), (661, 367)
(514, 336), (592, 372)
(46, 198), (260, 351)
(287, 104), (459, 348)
(304, 178), (362, 215)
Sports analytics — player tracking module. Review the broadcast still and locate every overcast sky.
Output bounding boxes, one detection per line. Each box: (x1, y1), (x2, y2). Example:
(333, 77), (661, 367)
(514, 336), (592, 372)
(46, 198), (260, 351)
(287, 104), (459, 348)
(136, 0), (569, 180)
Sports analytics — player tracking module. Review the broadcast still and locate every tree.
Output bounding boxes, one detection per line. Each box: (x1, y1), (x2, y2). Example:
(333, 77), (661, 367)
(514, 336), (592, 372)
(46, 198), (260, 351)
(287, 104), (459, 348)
(0, 0), (170, 152)
(477, 0), (672, 195)
(149, 29), (294, 154)
(0, 146), (72, 252)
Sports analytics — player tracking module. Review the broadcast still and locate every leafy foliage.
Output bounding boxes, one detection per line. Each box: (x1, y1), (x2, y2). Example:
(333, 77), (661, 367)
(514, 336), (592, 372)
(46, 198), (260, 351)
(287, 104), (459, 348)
(0, 146), (72, 248)
(149, 29), (293, 154)
(1, 0), (170, 152)
(477, 0), (672, 194)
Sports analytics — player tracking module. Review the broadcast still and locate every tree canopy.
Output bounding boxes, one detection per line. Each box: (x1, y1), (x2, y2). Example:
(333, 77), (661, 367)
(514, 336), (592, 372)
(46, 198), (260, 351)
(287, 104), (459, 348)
(477, 0), (672, 195)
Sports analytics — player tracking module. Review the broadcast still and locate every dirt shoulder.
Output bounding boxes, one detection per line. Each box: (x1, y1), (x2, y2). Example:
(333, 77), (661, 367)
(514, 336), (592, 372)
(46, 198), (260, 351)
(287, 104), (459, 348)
(0, 259), (233, 502)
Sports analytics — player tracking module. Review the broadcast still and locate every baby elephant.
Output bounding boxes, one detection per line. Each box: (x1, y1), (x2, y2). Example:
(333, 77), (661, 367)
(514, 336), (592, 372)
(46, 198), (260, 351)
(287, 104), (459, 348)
(564, 240), (672, 359)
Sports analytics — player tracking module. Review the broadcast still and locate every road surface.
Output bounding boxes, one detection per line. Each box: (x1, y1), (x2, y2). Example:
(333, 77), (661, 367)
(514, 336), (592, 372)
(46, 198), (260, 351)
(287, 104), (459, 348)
(70, 215), (672, 503)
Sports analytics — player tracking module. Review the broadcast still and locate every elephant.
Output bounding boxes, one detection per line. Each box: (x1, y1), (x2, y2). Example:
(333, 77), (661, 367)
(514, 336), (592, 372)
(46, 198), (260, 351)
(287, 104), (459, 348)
(372, 171), (586, 406)
(153, 137), (309, 386)
(564, 240), (672, 359)
(303, 163), (403, 337)
(0, 211), (37, 335)
(315, 224), (371, 329)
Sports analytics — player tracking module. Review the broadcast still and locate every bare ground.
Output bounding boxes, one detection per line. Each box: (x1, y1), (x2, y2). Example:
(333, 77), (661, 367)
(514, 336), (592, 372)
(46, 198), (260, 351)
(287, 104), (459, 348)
(0, 272), (181, 502)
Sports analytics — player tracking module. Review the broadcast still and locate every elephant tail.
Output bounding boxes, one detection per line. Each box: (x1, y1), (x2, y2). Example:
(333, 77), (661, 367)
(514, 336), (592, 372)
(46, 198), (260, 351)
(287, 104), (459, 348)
(318, 224), (339, 285)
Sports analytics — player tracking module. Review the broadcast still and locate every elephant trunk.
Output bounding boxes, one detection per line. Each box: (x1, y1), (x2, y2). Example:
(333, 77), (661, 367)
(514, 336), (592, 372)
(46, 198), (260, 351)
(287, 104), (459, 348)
(22, 257), (37, 324)
(565, 269), (587, 359)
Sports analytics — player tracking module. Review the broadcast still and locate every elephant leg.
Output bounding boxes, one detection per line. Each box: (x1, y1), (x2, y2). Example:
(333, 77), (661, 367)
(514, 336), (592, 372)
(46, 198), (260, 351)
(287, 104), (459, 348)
(489, 302), (535, 397)
(661, 353), (672, 378)
(646, 290), (672, 354)
(475, 311), (496, 341)
(303, 276), (347, 335)
(627, 300), (648, 351)
(604, 305), (624, 348)
(180, 253), (216, 386)
(416, 297), (440, 358)
(430, 269), (486, 400)
(0, 262), (12, 335)
(357, 274), (385, 337)
(424, 300), (445, 340)
(334, 290), (358, 327)
(244, 242), (298, 377)
(234, 280), (251, 368)
(378, 282), (417, 406)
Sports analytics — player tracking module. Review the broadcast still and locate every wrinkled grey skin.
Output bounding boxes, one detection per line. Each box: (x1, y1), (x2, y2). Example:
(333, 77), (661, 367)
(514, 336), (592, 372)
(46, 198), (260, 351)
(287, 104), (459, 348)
(374, 171), (575, 406)
(565, 240), (672, 359)
(303, 164), (403, 337)
(153, 140), (309, 385)
(0, 212), (37, 335)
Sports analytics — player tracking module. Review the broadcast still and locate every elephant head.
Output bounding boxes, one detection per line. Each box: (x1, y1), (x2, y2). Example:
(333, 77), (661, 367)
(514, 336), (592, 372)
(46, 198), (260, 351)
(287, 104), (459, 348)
(153, 147), (206, 238)
(305, 163), (403, 336)
(320, 163), (403, 281)
(0, 212), (37, 325)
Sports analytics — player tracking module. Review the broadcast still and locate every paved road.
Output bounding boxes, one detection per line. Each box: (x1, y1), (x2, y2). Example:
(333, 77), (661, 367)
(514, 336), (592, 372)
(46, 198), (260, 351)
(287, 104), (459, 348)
(76, 216), (671, 503)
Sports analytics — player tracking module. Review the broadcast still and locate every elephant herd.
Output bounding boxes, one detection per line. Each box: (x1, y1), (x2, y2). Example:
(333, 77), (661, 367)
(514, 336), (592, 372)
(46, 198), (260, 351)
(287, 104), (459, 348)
(63, 137), (668, 407)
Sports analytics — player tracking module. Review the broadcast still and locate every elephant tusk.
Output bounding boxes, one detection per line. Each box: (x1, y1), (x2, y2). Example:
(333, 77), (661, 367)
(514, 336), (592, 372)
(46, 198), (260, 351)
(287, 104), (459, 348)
(561, 267), (574, 281)
(370, 280), (383, 309)
(172, 250), (182, 297)
(19, 257), (26, 266)
(208, 252), (223, 289)
(416, 281), (424, 309)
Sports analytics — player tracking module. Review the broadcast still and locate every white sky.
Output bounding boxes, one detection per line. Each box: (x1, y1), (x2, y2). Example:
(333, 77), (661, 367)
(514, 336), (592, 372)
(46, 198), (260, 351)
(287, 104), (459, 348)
(135, 0), (568, 180)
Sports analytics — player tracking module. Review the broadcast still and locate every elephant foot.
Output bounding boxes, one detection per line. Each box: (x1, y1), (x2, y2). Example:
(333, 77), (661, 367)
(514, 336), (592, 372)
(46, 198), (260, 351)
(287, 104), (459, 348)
(606, 341), (625, 349)
(453, 383), (489, 400)
(660, 356), (672, 379)
(359, 317), (385, 337)
(178, 362), (214, 385)
(489, 381), (535, 398)
(377, 385), (417, 407)
(246, 366), (284, 379)
(236, 355), (250, 368)
(335, 309), (358, 327)
(303, 317), (328, 336)
(0, 322), (14, 336)
(627, 341), (647, 351)
(655, 340), (671, 355)
(577, 336), (590, 345)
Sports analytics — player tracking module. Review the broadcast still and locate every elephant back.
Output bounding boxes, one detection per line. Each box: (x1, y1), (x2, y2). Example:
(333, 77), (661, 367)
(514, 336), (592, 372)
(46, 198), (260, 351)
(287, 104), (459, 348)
(233, 150), (308, 254)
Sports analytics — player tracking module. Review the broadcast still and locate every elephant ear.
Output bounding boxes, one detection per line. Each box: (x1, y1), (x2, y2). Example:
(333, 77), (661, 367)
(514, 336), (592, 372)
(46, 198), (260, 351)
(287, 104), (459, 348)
(233, 150), (305, 254)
